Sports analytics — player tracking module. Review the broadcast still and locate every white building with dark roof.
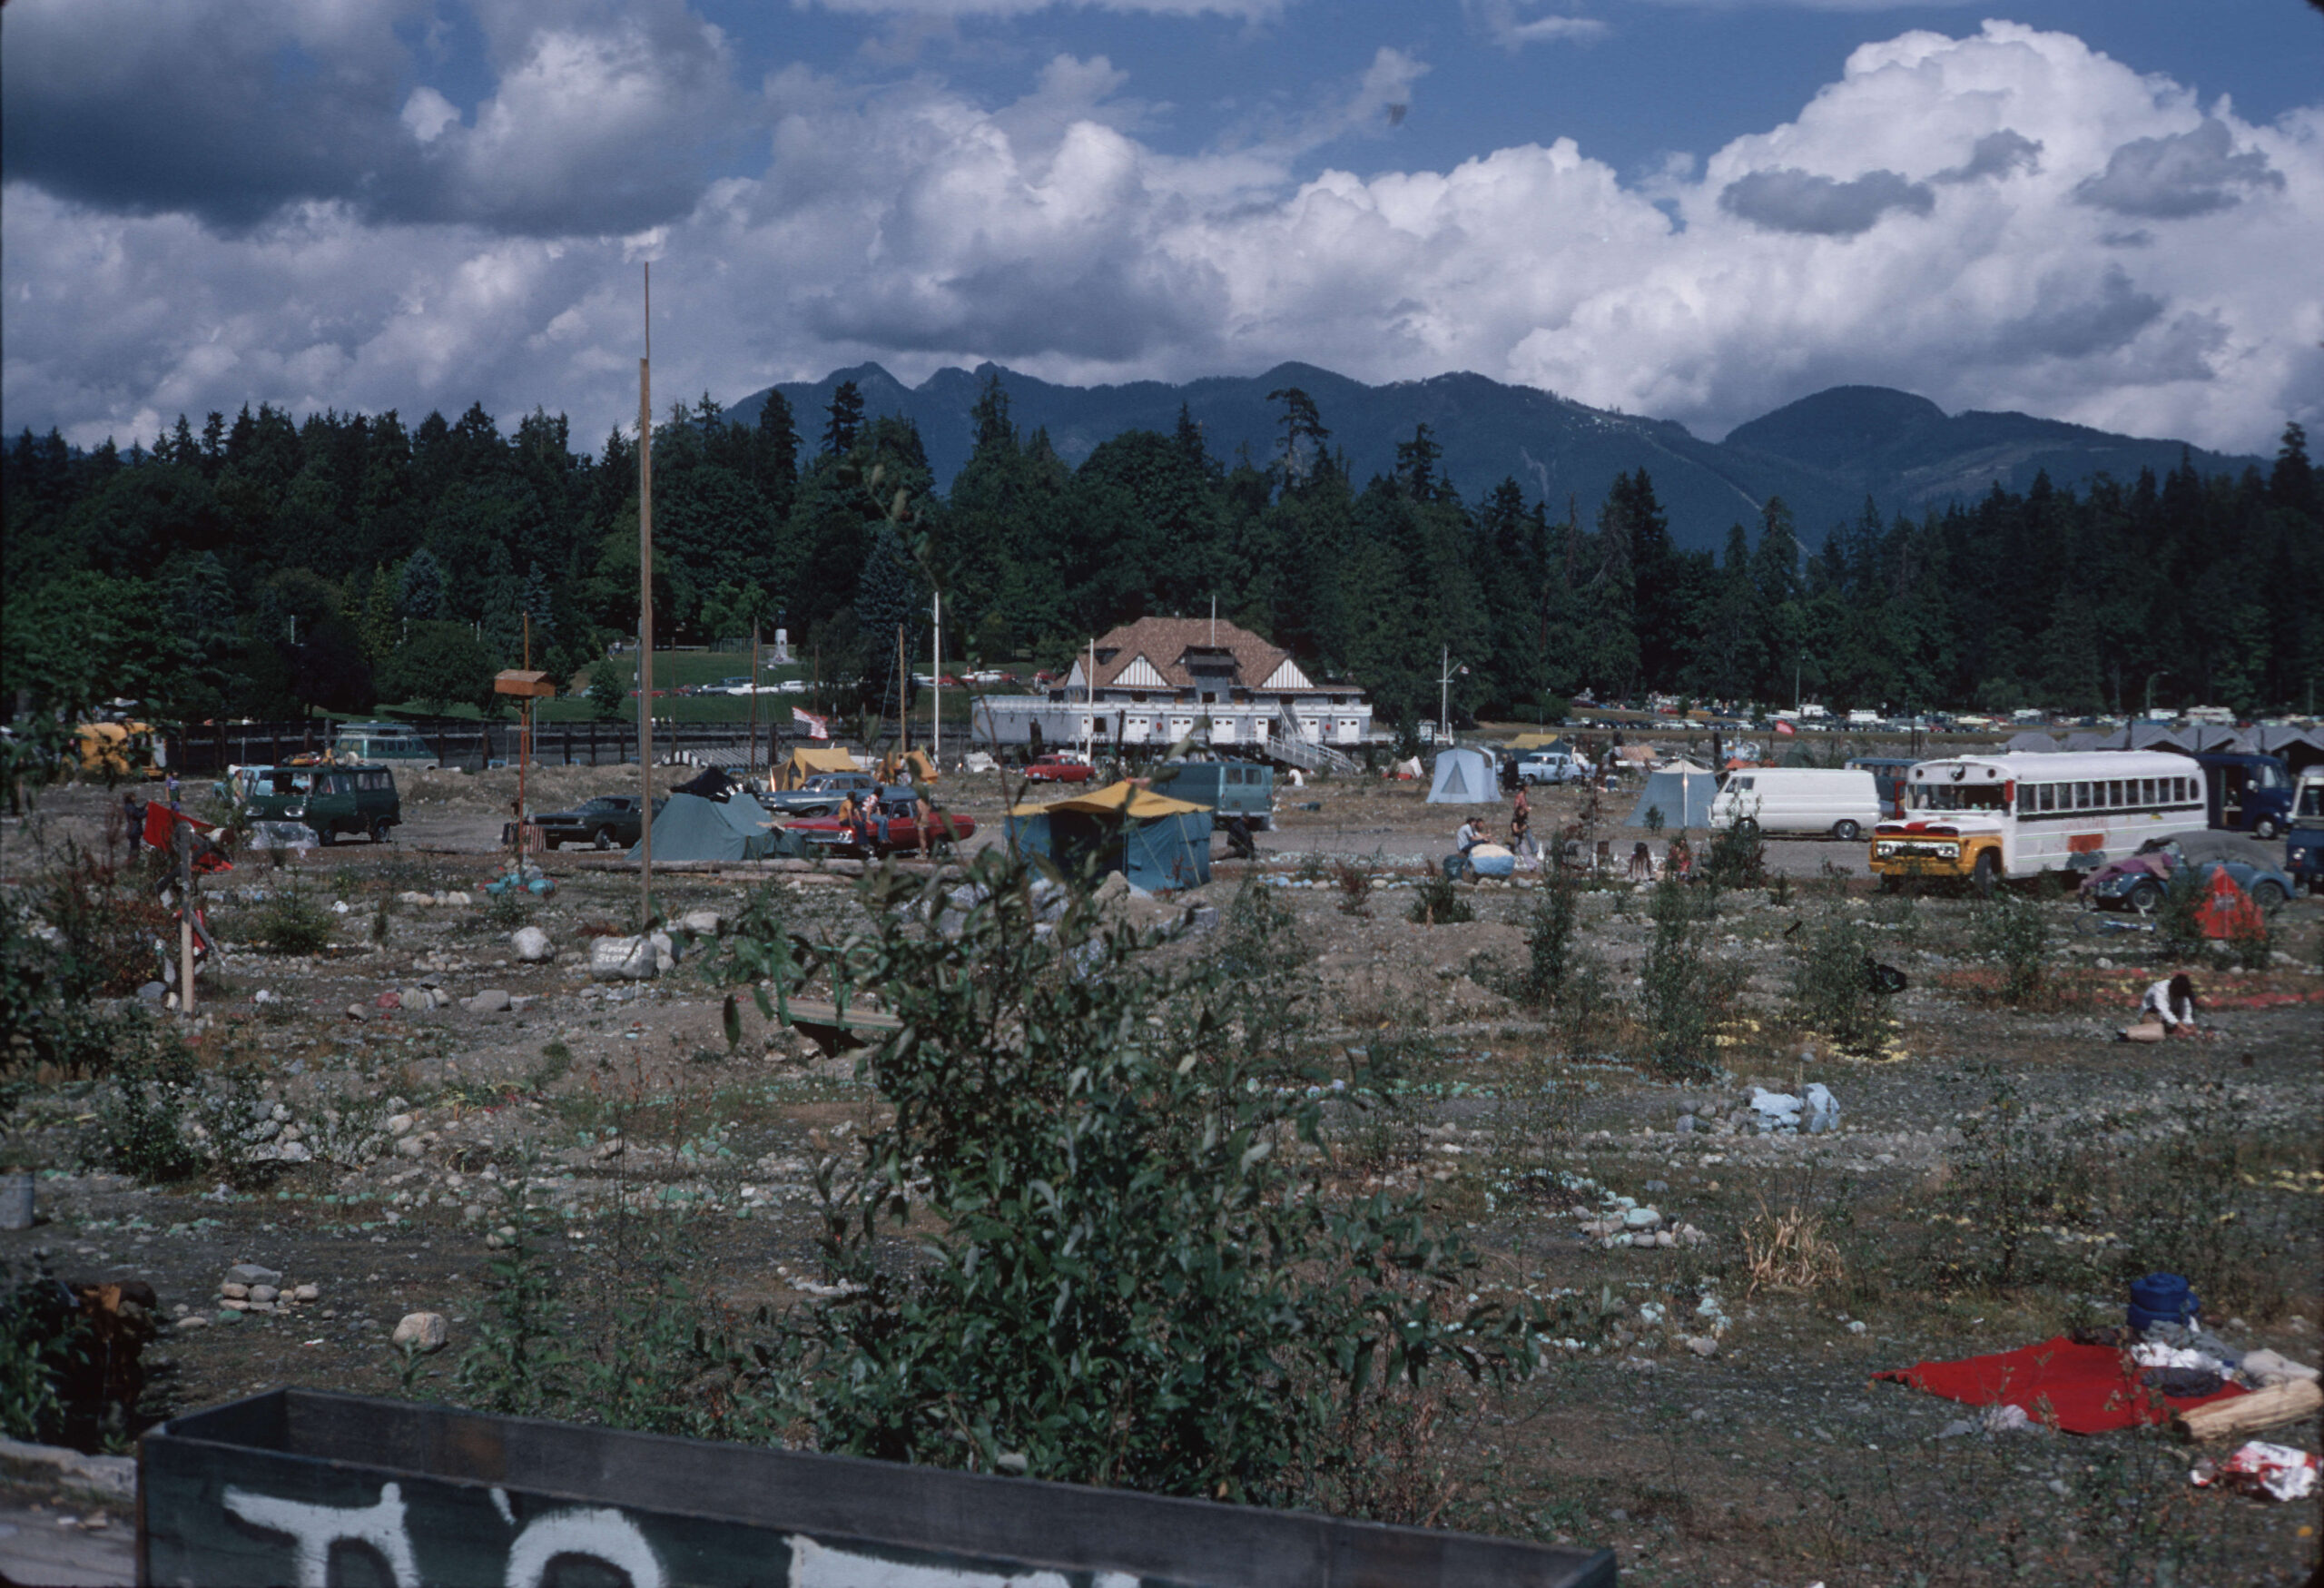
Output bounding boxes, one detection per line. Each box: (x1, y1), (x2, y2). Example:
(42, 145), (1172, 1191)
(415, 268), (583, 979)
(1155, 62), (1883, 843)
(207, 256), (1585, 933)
(970, 616), (1373, 760)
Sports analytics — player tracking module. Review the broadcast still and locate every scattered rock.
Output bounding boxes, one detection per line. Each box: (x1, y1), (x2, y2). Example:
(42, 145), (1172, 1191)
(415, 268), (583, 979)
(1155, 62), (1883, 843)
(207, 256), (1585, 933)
(344, 1003), (369, 1022)
(226, 1264), (281, 1287)
(676, 910), (724, 937)
(463, 988), (512, 1014)
(1686, 1336), (1719, 1357)
(511, 925), (555, 962)
(293, 1284), (320, 1302)
(386, 1114), (415, 1138)
(219, 1282), (250, 1300)
(391, 1312), (448, 1354)
(248, 1285), (279, 1304)
(590, 936), (658, 981)
(137, 981), (166, 1001)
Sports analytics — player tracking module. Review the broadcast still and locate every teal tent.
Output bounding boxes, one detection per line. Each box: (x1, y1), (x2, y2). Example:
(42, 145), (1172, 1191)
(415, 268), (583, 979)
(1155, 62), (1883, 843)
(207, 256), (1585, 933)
(629, 793), (781, 863)
(1005, 782), (1213, 892)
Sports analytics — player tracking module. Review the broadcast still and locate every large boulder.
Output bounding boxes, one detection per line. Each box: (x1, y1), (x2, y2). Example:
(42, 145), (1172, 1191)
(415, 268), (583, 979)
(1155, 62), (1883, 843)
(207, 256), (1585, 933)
(511, 925), (555, 962)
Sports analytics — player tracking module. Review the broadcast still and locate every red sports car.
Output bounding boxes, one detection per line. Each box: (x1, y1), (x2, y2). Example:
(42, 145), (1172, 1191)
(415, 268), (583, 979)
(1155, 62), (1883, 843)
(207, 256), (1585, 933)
(1022, 755), (1096, 784)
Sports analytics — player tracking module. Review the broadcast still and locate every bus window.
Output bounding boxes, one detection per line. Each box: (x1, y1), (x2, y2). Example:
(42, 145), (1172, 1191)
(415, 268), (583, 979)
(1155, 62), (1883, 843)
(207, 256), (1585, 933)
(2255, 762), (2287, 790)
(2138, 778), (2153, 805)
(2042, 784), (2057, 812)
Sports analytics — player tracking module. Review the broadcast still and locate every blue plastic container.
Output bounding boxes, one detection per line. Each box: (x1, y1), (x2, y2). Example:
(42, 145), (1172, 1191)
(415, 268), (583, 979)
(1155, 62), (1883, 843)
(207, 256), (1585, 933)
(2128, 1272), (2199, 1331)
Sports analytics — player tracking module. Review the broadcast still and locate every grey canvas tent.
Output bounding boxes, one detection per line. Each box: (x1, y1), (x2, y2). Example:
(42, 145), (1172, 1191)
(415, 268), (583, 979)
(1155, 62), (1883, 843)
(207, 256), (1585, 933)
(1625, 762), (1718, 829)
(1427, 747), (1497, 804)
(629, 792), (780, 863)
(2004, 731), (2060, 755)
(2255, 725), (2324, 773)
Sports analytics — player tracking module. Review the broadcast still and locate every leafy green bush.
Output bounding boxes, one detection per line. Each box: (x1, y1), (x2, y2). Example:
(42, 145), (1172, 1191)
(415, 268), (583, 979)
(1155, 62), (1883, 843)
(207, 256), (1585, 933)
(1508, 868), (1580, 1010)
(255, 881), (332, 956)
(717, 851), (1561, 1504)
(1, 1258), (156, 1452)
(2155, 862), (2206, 956)
(1700, 818), (1767, 891)
(1406, 872), (1474, 925)
(1970, 893), (2051, 1004)
(88, 1023), (272, 1186)
(1787, 916), (1897, 1058)
(1638, 874), (1728, 1078)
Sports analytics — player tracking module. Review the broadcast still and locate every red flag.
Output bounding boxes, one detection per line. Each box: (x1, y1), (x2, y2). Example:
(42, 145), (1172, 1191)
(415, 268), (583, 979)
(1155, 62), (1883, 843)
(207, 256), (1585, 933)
(792, 706), (829, 740)
(1774, 720), (1797, 737)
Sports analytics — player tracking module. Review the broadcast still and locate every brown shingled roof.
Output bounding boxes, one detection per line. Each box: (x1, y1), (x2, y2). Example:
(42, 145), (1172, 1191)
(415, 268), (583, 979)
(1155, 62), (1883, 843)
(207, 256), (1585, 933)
(1085, 616), (1314, 694)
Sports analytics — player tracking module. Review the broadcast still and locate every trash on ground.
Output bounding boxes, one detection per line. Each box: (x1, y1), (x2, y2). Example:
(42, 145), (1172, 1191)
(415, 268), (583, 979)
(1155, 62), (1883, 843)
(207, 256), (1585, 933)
(2190, 1441), (2318, 1502)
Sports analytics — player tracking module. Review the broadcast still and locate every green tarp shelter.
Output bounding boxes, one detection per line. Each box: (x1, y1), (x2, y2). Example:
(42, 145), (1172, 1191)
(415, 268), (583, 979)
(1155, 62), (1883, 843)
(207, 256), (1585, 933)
(629, 792), (781, 863)
(1006, 781), (1213, 892)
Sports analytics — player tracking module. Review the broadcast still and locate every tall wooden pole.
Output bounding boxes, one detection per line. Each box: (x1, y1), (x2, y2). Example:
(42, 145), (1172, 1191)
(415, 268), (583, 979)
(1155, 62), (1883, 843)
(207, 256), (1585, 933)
(517, 611), (530, 871)
(176, 822), (196, 1013)
(749, 621), (760, 782)
(931, 591), (940, 765)
(638, 261), (654, 922)
(897, 626), (909, 755)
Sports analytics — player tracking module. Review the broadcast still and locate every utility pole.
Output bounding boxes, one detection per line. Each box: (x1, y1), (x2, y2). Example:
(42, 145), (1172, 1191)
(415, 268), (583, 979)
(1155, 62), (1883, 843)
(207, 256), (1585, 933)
(749, 620), (760, 782)
(1437, 645), (1465, 744)
(931, 590), (941, 765)
(637, 261), (654, 923)
(175, 820), (196, 1014)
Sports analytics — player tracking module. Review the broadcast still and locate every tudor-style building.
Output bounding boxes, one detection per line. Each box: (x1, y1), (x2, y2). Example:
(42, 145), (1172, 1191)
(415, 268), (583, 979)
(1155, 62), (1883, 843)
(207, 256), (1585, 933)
(970, 616), (1374, 755)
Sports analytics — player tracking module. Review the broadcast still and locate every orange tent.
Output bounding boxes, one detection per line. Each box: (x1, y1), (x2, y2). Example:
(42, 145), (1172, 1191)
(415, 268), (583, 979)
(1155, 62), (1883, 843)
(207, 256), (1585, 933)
(2195, 868), (2263, 941)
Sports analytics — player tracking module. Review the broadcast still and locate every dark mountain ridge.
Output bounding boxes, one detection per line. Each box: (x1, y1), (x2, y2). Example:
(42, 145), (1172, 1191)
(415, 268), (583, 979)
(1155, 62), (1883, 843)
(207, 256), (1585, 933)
(731, 364), (2260, 551)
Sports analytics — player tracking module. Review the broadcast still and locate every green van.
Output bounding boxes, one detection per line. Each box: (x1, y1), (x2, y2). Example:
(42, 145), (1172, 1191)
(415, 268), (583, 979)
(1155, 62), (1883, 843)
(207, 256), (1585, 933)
(331, 721), (440, 765)
(238, 765), (402, 844)
(1149, 760), (1277, 830)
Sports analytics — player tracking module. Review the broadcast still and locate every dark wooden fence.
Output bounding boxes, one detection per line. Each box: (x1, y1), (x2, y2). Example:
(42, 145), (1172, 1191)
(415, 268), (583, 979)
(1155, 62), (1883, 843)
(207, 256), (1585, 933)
(172, 720), (804, 774)
(142, 1389), (1615, 1587)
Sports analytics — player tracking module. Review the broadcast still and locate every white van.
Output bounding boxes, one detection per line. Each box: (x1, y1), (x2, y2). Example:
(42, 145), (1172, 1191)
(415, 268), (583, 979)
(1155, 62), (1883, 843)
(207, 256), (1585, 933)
(1710, 768), (1883, 842)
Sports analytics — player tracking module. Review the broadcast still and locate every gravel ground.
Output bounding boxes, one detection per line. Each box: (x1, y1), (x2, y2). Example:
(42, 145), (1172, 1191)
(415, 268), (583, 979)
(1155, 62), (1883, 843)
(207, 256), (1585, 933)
(4, 777), (2319, 1586)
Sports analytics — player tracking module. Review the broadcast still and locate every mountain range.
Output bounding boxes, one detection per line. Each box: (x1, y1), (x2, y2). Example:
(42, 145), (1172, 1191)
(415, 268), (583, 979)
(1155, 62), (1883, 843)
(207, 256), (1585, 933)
(730, 364), (2260, 553)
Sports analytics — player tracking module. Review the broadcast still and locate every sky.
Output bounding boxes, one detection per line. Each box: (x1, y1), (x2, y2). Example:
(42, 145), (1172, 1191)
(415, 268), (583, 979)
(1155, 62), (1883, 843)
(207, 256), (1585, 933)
(4, 0), (2320, 459)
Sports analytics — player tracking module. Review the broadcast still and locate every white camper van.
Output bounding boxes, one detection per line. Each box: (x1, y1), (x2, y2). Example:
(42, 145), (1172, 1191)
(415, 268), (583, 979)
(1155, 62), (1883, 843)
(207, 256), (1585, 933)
(1709, 768), (1884, 842)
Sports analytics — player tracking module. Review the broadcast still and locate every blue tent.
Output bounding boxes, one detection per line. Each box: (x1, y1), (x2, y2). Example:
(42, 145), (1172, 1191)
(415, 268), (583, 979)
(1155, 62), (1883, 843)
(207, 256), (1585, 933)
(1426, 747), (1496, 804)
(1624, 763), (1718, 829)
(1006, 782), (1214, 892)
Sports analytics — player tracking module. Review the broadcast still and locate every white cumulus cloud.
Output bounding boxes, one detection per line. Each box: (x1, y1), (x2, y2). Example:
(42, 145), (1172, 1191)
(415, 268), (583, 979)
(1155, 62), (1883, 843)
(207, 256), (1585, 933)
(5, 16), (2319, 460)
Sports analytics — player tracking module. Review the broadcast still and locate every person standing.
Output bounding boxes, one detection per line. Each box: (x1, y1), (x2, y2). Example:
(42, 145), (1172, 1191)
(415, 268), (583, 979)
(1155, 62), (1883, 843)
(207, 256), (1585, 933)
(123, 790), (146, 853)
(1510, 784), (1532, 853)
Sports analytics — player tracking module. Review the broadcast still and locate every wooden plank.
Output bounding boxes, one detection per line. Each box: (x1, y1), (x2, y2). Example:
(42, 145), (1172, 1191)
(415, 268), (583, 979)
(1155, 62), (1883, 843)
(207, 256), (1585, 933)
(2172, 1377), (2321, 1442)
(142, 1390), (1616, 1588)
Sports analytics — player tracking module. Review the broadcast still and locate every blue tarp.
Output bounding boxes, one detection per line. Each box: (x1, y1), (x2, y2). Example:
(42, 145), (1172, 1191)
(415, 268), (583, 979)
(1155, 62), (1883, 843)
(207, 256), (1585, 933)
(1007, 808), (1213, 892)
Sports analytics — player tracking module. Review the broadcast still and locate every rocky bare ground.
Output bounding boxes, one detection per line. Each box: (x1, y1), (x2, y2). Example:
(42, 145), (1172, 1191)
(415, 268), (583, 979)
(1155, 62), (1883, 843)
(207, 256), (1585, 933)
(4, 775), (2319, 1586)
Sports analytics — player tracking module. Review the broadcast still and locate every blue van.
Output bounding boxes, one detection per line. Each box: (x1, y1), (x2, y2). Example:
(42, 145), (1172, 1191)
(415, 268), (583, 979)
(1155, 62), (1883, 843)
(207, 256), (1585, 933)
(2194, 752), (2294, 840)
(1147, 760), (1276, 830)
(2287, 770), (2322, 894)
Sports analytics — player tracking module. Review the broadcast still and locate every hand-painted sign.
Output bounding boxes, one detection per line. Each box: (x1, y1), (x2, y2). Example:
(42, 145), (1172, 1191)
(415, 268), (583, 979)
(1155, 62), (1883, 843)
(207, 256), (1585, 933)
(140, 1390), (1615, 1588)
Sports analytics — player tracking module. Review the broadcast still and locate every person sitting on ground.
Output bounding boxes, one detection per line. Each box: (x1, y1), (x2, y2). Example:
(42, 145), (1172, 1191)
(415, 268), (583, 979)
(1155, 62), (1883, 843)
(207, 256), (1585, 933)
(1628, 840), (1653, 882)
(1225, 812), (1257, 862)
(1666, 833), (1693, 879)
(2121, 972), (2200, 1041)
(1455, 816), (1486, 856)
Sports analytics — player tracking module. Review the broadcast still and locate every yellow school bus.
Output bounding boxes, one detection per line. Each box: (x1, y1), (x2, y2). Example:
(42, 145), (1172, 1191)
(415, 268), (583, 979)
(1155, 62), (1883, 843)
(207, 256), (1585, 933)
(1870, 751), (2206, 893)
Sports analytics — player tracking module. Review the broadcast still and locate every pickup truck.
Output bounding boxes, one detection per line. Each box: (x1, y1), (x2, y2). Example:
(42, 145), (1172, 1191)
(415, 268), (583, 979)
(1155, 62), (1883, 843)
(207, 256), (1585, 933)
(1023, 755), (1096, 784)
(759, 771), (881, 817)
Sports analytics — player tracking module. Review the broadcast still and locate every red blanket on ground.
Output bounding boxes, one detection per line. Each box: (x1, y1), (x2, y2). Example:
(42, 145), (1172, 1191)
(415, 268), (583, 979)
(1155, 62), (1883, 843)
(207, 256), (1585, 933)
(1875, 1336), (2246, 1435)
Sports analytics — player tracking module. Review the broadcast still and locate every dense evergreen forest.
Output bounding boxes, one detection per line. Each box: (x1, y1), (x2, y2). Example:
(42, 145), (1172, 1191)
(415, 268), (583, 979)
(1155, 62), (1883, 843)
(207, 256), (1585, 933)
(4, 375), (2319, 745)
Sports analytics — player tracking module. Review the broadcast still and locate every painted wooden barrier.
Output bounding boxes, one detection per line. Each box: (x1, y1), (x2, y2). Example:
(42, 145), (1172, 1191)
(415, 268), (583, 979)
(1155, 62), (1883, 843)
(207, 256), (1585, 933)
(139, 1389), (1616, 1587)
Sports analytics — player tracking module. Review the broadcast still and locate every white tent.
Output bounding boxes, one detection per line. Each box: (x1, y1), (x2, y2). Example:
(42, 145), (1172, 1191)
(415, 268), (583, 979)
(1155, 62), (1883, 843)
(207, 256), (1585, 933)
(1426, 747), (1496, 804)
(1625, 761), (1718, 828)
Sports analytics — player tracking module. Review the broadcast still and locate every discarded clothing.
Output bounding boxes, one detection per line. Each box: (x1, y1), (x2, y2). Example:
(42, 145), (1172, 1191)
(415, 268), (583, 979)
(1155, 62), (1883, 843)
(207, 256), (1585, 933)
(1876, 1336), (2246, 1435)
(2139, 1366), (2224, 1397)
(2240, 1348), (2320, 1388)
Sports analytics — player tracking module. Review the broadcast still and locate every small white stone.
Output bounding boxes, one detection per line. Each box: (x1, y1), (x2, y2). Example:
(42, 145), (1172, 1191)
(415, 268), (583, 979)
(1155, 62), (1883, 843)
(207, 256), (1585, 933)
(294, 1283), (320, 1302)
(511, 926), (555, 962)
(386, 1114), (414, 1137)
(391, 1312), (449, 1353)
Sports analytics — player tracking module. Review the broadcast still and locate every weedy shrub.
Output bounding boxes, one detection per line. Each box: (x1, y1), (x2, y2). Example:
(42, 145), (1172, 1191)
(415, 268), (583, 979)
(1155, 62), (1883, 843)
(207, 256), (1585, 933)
(1637, 874), (1729, 1078)
(1332, 858), (1374, 917)
(2154, 862), (2207, 956)
(1969, 893), (2051, 1004)
(1699, 818), (1766, 892)
(714, 850), (1572, 1505)
(1917, 1066), (2072, 1295)
(255, 881), (332, 956)
(88, 1024), (274, 1186)
(1508, 868), (1581, 1011)
(483, 888), (532, 932)
(2220, 898), (2272, 972)
(1406, 872), (1475, 925)
(1787, 916), (1897, 1058)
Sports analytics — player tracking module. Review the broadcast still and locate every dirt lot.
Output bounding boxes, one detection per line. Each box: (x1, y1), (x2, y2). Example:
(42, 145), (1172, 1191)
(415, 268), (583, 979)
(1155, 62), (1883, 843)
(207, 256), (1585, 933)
(5, 770), (2319, 1587)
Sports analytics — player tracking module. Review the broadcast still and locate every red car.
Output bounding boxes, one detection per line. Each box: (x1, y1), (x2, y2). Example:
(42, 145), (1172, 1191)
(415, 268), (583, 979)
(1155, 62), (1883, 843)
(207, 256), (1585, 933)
(786, 800), (976, 858)
(1023, 755), (1096, 784)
